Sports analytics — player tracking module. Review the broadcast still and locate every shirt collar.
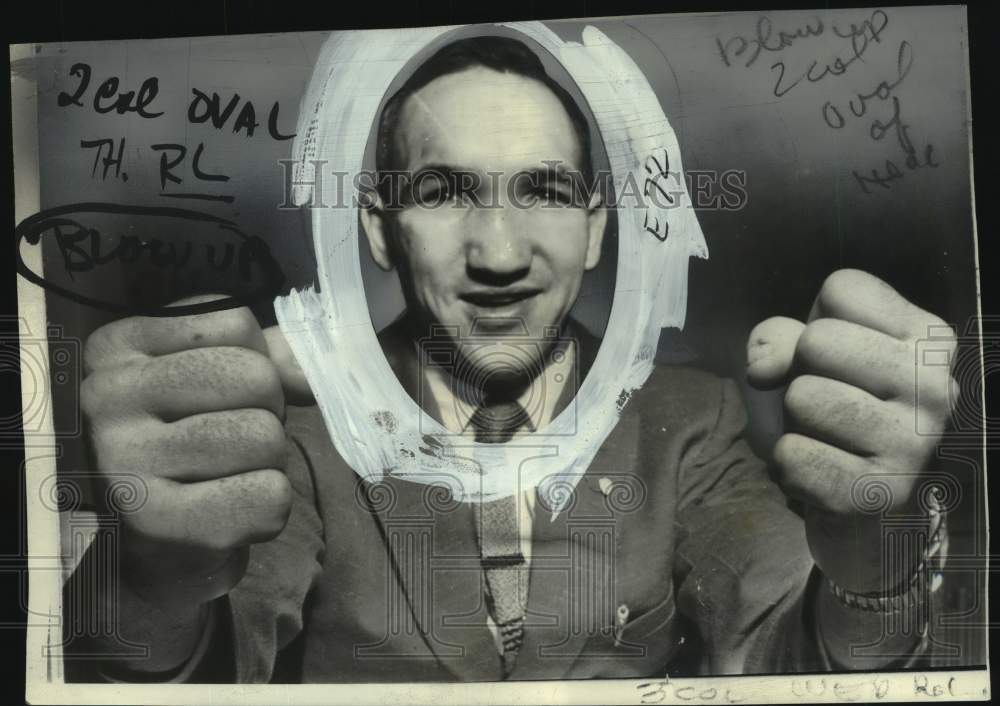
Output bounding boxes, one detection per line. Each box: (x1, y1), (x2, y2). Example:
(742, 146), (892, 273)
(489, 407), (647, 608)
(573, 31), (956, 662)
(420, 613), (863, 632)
(422, 338), (576, 436)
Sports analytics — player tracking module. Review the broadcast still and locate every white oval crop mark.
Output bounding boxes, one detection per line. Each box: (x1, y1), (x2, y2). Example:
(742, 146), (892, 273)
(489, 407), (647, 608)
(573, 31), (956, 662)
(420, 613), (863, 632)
(274, 21), (708, 508)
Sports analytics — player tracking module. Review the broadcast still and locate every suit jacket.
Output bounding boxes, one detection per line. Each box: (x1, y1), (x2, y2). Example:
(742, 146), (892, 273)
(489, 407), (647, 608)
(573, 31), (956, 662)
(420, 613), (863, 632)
(215, 321), (837, 683)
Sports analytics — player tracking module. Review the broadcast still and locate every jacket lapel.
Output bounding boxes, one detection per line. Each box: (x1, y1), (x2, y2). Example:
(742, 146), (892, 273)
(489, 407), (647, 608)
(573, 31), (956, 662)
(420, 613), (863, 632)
(510, 440), (627, 679)
(366, 319), (502, 679)
(365, 472), (503, 680)
(509, 321), (625, 679)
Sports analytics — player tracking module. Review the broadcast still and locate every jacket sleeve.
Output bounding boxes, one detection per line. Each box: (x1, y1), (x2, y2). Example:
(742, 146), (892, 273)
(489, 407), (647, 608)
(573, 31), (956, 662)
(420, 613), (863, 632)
(672, 377), (927, 674)
(220, 419), (327, 683)
(672, 376), (817, 674)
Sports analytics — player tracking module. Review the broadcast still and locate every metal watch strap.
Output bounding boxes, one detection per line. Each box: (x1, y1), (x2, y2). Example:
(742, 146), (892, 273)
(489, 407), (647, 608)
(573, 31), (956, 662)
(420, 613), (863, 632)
(827, 486), (948, 614)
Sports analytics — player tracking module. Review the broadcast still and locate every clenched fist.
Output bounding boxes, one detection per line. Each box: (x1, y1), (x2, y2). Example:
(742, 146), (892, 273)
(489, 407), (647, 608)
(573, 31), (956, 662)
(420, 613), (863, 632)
(746, 269), (958, 594)
(81, 296), (312, 608)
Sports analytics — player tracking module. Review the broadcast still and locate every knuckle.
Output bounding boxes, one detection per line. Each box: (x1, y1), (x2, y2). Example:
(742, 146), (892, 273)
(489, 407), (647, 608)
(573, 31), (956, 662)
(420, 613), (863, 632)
(941, 325), (960, 354)
(818, 269), (855, 304)
(82, 327), (110, 375)
(94, 422), (148, 470)
(918, 368), (959, 411)
(772, 434), (800, 471)
(200, 526), (242, 553)
(80, 366), (134, 420)
(784, 376), (817, 418)
(795, 320), (828, 362)
(84, 316), (143, 373)
(926, 313), (950, 333)
(914, 314), (952, 344)
(178, 505), (243, 552)
(249, 470), (293, 540)
(241, 350), (283, 402)
(212, 409), (288, 463)
(144, 353), (209, 402)
(949, 377), (961, 407)
(825, 489), (857, 517)
(260, 413), (289, 462)
(79, 372), (104, 420)
(123, 510), (173, 548)
(225, 307), (263, 347)
(240, 409), (288, 468)
(201, 470), (292, 548)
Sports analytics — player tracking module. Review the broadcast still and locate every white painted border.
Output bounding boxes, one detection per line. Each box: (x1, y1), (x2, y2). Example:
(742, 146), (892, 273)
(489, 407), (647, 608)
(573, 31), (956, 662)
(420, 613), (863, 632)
(274, 21), (709, 506)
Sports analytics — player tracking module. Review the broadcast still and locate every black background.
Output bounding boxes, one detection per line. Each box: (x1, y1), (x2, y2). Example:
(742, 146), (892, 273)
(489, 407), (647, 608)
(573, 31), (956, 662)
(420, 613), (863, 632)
(3, 1), (998, 702)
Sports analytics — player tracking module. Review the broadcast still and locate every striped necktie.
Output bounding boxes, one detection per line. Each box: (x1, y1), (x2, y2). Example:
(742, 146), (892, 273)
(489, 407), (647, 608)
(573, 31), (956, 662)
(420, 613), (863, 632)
(469, 400), (531, 677)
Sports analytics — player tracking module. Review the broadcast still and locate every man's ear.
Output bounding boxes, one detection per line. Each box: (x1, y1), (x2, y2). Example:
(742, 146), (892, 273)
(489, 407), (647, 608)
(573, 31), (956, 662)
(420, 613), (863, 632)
(360, 190), (395, 272)
(584, 188), (608, 271)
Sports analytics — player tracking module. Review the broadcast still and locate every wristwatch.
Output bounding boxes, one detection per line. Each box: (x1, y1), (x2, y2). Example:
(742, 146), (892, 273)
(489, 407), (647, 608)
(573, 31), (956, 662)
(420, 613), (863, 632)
(826, 485), (948, 615)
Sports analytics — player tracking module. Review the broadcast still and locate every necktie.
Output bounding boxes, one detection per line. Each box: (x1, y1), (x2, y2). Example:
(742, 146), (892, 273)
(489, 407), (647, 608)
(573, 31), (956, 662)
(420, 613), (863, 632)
(469, 400), (530, 677)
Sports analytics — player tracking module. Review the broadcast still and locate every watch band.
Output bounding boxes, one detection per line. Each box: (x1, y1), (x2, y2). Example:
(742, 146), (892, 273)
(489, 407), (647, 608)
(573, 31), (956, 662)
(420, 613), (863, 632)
(827, 485), (948, 614)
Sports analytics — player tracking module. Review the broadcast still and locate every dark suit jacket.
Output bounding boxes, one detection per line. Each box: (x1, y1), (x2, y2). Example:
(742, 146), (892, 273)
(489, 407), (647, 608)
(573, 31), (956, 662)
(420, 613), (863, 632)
(215, 321), (838, 682)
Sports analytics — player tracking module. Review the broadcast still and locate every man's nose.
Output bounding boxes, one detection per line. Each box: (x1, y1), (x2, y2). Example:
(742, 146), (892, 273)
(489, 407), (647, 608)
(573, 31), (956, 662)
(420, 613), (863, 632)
(465, 206), (532, 285)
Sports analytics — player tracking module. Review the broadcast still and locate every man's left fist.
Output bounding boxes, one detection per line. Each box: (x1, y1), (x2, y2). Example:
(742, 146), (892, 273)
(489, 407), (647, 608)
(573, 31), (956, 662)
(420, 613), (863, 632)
(746, 269), (958, 592)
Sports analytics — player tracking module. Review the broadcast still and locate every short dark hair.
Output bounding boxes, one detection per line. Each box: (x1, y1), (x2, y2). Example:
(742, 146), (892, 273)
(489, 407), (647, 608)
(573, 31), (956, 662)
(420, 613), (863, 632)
(375, 35), (594, 202)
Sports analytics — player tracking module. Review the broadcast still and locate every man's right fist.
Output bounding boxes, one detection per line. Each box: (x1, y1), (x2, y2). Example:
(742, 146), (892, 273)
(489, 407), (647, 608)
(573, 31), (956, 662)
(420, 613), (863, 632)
(81, 297), (297, 606)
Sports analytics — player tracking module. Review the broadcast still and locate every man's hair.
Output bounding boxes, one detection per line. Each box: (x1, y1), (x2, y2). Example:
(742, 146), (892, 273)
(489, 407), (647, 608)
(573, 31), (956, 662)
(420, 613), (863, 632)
(374, 35), (594, 203)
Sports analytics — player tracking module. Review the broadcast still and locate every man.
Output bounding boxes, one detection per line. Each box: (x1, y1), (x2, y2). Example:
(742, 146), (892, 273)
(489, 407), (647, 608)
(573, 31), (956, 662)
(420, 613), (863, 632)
(69, 35), (957, 682)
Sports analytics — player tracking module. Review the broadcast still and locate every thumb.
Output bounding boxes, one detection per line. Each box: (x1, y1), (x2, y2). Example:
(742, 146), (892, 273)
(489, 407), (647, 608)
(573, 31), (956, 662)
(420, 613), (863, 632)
(263, 325), (315, 406)
(746, 316), (805, 390)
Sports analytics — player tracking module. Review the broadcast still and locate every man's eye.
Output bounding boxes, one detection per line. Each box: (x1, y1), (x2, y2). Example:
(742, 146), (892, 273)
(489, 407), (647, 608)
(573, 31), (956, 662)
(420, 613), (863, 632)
(411, 178), (478, 207)
(412, 178), (453, 206)
(532, 186), (574, 207)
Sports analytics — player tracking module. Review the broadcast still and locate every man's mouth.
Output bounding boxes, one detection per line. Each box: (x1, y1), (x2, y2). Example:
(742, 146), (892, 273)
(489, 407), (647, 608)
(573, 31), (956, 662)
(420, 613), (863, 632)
(459, 288), (542, 308)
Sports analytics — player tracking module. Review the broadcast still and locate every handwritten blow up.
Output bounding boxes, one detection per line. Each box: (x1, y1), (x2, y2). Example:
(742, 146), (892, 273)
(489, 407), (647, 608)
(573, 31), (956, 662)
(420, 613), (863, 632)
(716, 9), (940, 194)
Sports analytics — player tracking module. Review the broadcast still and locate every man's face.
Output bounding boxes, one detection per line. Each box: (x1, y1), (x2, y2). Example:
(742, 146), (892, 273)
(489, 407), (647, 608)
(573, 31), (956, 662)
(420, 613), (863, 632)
(363, 66), (606, 389)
